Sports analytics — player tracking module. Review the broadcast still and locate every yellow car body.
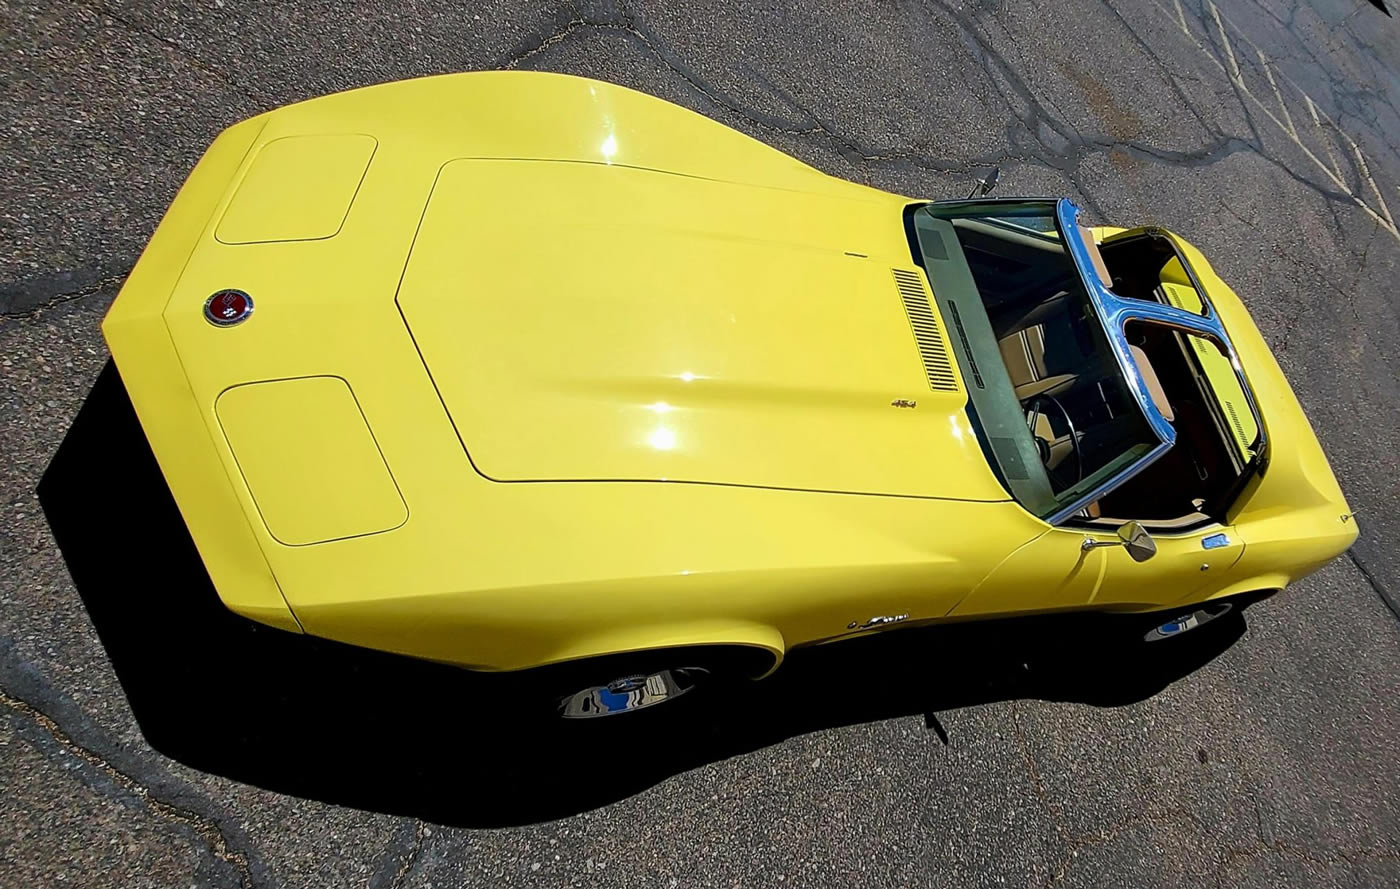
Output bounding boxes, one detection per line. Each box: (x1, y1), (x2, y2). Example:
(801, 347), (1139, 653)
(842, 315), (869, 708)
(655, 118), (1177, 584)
(102, 72), (1356, 677)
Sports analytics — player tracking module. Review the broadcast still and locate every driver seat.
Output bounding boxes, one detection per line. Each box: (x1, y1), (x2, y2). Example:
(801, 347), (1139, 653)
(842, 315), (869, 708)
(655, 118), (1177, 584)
(996, 292), (1081, 400)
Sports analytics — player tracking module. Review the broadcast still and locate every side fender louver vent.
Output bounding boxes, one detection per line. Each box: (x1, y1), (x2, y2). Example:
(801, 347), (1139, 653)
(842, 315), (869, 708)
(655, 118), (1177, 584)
(891, 269), (958, 392)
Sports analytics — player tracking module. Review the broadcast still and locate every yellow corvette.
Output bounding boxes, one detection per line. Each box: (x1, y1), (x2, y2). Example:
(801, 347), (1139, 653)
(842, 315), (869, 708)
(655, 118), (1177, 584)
(102, 72), (1356, 718)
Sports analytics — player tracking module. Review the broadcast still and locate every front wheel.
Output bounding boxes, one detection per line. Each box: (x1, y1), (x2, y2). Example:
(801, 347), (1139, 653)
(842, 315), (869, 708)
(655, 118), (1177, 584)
(559, 666), (713, 719)
(1141, 601), (1235, 642)
(551, 646), (775, 720)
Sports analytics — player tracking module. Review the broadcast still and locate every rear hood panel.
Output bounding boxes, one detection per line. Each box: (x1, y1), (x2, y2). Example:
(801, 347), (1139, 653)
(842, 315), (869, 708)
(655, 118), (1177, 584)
(396, 158), (1007, 501)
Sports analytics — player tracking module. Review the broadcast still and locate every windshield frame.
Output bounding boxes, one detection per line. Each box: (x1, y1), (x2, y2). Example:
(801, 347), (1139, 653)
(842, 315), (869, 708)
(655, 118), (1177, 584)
(912, 198), (1267, 526)
(1050, 200), (1268, 523)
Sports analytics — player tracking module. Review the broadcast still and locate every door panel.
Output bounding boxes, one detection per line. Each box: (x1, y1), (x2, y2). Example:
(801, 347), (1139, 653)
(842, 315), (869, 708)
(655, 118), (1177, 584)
(949, 528), (1108, 618)
(951, 522), (1245, 618)
(1089, 524), (1245, 609)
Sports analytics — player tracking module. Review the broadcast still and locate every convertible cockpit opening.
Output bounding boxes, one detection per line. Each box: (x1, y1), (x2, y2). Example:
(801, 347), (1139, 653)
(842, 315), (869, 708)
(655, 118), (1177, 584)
(910, 200), (1264, 528)
(1089, 321), (1244, 522)
(911, 201), (1161, 522)
(1091, 232), (1262, 524)
(951, 217), (1158, 496)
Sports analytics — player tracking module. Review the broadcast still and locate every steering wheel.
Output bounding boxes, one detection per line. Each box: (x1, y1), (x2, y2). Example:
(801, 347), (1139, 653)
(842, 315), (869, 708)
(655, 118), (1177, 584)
(1024, 392), (1083, 484)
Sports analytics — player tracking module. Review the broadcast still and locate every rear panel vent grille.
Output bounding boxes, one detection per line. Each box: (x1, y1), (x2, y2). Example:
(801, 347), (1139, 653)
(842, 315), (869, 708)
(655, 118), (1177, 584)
(891, 269), (958, 392)
(1225, 401), (1240, 435)
(1226, 400), (1247, 444)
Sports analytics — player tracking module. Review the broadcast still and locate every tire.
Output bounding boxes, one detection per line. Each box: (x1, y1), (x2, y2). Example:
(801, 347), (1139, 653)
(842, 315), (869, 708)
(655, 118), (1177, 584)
(551, 646), (773, 720)
(1141, 601), (1236, 642)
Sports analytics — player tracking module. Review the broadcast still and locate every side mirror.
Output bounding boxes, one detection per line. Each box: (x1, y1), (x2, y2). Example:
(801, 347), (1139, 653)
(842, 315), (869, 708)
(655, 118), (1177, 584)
(1117, 521), (1158, 562)
(1081, 521), (1158, 562)
(965, 167), (1001, 199)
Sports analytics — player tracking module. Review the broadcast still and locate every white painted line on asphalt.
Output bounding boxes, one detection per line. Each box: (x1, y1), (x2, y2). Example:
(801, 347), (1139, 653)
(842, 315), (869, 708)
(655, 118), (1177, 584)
(1302, 93), (1344, 179)
(1140, 0), (1399, 242)
(1344, 131), (1397, 228)
(1209, 2), (1243, 85)
(1173, 0), (1191, 35)
(1259, 49), (1299, 141)
(1304, 92), (1321, 126)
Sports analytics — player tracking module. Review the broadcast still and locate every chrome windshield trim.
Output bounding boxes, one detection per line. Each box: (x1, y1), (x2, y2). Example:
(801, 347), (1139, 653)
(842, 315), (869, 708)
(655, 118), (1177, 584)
(1047, 200), (1264, 526)
(1056, 200), (1178, 449)
(1044, 440), (1174, 526)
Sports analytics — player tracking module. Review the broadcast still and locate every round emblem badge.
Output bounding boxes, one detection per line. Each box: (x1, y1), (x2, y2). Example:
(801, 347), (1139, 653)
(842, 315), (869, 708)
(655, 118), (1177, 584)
(204, 289), (254, 326)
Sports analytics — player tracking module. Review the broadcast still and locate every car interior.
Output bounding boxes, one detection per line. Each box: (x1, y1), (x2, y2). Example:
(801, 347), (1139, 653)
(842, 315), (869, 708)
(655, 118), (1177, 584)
(950, 219), (1249, 528)
(1096, 234), (1250, 523)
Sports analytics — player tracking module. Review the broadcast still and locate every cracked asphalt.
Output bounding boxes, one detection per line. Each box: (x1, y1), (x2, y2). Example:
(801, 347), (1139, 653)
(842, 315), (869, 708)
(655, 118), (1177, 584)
(3, 0), (1400, 886)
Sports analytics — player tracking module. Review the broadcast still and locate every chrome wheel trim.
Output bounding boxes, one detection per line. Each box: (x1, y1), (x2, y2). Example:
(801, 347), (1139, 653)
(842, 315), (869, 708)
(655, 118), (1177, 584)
(1143, 602), (1234, 642)
(559, 666), (711, 719)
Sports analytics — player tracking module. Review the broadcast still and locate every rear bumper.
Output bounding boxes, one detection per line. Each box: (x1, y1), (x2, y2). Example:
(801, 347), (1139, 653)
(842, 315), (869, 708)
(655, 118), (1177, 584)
(101, 116), (300, 632)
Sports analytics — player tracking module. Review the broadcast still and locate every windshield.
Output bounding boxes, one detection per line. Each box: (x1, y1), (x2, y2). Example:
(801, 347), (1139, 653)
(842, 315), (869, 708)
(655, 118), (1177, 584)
(909, 200), (1165, 521)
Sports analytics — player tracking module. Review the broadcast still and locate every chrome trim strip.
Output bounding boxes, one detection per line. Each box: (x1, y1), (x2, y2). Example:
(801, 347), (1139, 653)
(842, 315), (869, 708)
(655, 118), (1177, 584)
(1056, 200), (1178, 448)
(1044, 440), (1173, 525)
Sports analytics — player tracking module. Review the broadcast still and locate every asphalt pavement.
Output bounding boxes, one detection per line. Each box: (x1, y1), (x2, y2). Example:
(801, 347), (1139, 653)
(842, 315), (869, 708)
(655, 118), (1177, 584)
(3, 1), (1400, 887)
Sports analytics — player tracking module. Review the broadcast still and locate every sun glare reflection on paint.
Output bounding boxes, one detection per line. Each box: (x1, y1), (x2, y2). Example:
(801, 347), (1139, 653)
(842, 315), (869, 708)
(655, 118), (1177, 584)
(600, 133), (618, 162)
(949, 414), (964, 442)
(648, 427), (677, 450)
(647, 401), (675, 414)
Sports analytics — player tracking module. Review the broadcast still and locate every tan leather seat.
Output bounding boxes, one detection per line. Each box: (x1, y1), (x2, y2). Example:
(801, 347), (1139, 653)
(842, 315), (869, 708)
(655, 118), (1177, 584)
(1128, 344), (1174, 421)
(994, 290), (1089, 401)
(998, 323), (1077, 400)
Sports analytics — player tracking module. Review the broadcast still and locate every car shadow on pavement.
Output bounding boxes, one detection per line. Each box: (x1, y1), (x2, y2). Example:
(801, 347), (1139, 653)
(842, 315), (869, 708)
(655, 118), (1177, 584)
(39, 362), (1248, 828)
